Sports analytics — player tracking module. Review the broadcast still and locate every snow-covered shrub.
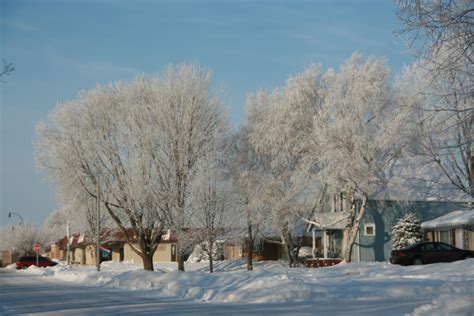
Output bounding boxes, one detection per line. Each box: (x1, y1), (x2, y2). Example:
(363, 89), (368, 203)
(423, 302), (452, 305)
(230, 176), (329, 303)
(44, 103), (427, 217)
(390, 213), (423, 250)
(298, 247), (313, 258)
(186, 242), (224, 263)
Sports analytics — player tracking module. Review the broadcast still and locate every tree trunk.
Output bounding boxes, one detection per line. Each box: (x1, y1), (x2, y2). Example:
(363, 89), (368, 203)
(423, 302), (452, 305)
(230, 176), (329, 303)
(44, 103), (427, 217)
(142, 253), (154, 271)
(341, 227), (350, 262)
(176, 239), (185, 271)
(341, 192), (368, 263)
(138, 236), (155, 271)
(285, 239), (299, 267)
(469, 155), (474, 200)
(347, 193), (368, 262)
(246, 223), (254, 271)
(209, 242), (214, 273)
(341, 192), (356, 262)
(281, 228), (297, 267)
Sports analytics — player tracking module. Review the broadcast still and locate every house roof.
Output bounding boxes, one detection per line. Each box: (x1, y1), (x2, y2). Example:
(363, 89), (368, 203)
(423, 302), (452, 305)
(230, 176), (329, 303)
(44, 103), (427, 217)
(308, 212), (347, 230)
(421, 210), (474, 229)
(54, 227), (178, 250)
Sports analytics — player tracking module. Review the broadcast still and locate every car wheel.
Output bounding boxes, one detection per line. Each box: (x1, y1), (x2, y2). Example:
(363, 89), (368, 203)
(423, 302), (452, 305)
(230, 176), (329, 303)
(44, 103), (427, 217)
(412, 257), (423, 265)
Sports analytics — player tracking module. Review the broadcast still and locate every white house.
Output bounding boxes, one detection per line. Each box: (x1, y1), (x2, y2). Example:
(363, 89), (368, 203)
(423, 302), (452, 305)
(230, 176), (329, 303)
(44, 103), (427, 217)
(421, 210), (474, 250)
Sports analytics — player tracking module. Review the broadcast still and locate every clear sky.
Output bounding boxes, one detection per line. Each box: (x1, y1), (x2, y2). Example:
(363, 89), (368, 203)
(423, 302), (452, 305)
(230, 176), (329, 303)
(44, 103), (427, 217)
(0, 0), (412, 228)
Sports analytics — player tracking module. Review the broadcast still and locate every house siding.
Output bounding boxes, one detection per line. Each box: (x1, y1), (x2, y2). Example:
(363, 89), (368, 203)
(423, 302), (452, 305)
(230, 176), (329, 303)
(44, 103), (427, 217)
(73, 248), (85, 264)
(122, 242), (175, 263)
(467, 227), (474, 250)
(224, 243), (242, 260)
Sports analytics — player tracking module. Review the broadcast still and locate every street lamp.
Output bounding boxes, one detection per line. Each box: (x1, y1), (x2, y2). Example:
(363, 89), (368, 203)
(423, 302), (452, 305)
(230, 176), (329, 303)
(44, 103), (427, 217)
(8, 212), (24, 225)
(95, 175), (101, 272)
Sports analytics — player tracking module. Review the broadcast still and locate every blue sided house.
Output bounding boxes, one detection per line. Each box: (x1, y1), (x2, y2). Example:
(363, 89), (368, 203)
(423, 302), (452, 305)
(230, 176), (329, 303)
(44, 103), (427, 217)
(355, 200), (470, 262)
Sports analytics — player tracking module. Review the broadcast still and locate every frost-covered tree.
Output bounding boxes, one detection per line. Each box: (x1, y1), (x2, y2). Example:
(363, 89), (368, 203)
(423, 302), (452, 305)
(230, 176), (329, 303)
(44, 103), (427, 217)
(391, 213), (423, 250)
(0, 224), (44, 255)
(42, 211), (69, 243)
(396, 0), (473, 80)
(396, 57), (473, 199)
(313, 53), (405, 262)
(36, 64), (228, 271)
(396, 1), (473, 200)
(246, 65), (325, 266)
(187, 153), (235, 273)
(229, 128), (267, 270)
(36, 78), (167, 271)
(43, 196), (115, 243)
(149, 64), (229, 271)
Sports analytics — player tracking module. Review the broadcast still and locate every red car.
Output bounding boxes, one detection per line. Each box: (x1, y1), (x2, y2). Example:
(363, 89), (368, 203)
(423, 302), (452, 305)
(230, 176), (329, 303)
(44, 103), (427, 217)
(16, 256), (58, 269)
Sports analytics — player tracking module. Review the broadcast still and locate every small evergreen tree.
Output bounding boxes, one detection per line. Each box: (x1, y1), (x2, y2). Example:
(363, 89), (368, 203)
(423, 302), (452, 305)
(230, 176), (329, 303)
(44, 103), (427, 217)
(391, 213), (423, 250)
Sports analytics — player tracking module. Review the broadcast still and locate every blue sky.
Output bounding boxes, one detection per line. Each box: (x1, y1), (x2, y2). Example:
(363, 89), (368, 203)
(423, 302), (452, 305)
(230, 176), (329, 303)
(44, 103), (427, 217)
(0, 0), (412, 227)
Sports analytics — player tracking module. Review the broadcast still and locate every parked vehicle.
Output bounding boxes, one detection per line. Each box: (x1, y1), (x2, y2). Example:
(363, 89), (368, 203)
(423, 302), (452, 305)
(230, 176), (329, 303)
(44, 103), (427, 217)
(390, 241), (474, 266)
(16, 256), (58, 269)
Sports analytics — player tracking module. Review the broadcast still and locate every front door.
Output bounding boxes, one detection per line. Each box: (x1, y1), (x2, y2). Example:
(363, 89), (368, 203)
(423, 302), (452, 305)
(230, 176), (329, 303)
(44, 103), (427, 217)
(171, 244), (177, 262)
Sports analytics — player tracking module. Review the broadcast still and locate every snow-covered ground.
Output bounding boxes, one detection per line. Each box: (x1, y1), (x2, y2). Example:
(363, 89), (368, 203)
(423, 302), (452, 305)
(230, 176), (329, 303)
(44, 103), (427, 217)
(5, 259), (474, 315)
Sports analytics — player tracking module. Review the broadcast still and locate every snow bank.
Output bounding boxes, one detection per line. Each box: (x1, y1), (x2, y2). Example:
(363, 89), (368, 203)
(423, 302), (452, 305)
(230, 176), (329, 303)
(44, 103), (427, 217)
(411, 294), (474, 316)
(5, 263), (16, 270)
(15, 258), (474, 314)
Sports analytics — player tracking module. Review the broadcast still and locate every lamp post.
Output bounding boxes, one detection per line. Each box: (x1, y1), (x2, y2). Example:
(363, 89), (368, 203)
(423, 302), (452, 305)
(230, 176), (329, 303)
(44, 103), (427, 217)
(96, 175), (100, 272)
(8, 212), (24, 225)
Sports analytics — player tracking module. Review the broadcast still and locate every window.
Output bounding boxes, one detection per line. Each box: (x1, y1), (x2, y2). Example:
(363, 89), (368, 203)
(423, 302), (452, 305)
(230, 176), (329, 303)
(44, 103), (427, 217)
(421, 243), (436, 251)
(436, 243), (454, 251)
(439, 230), (450, 244)
(364, 223), (376, 236)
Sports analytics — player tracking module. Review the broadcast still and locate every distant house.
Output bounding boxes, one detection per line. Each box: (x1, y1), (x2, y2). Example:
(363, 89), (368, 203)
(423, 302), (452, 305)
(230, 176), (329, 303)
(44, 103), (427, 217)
(46, 228), (178, 265)
(102, 228), (178, 263)
(421, 210), (474, 251)
(0, 250), (21, 267)
(223, 227), (313, 262)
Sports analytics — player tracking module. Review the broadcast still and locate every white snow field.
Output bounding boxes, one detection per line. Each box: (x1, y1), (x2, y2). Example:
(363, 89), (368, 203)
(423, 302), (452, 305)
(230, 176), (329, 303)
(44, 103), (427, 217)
(2, 259), (473, 315)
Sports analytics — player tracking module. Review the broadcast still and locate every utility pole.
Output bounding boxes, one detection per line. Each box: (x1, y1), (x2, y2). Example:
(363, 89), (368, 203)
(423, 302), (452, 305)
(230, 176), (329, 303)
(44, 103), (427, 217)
(96, 176), (101, 272)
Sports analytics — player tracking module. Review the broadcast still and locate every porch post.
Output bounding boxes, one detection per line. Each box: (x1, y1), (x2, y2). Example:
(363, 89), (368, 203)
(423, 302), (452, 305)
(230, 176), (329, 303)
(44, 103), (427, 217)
(323, 230), (328, 259)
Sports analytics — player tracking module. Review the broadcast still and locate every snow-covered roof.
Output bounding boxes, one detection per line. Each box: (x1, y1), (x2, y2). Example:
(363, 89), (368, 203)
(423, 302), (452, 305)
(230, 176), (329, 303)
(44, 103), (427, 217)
(421, 210), (474, 229)
(308, 212), (347, 230)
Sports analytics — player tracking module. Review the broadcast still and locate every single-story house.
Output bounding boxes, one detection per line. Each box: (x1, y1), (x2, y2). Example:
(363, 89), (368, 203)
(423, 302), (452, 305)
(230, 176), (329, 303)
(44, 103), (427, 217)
(223, 227), (313, 262)
(421, 209), (474, 250)
(45, 228), (178, 265)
